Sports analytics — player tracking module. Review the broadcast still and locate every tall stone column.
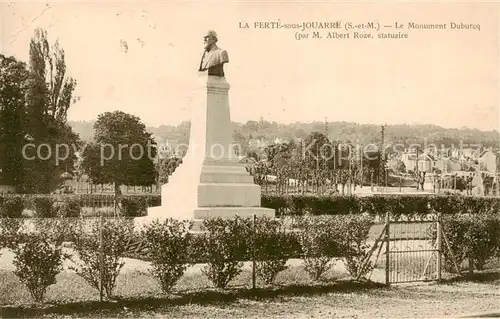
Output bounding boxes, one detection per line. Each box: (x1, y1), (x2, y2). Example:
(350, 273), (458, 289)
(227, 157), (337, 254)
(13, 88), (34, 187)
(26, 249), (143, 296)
(137, 74), (274, 226)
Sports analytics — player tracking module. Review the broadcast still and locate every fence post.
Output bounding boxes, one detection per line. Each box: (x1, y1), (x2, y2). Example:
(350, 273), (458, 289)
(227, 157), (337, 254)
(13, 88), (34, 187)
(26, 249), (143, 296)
(385, 212), (390, 286)
(436, 212), (442, 282)
(252, 214), (256, 290)
(99, 210), (104, 302)
(113, 182), (117, 217)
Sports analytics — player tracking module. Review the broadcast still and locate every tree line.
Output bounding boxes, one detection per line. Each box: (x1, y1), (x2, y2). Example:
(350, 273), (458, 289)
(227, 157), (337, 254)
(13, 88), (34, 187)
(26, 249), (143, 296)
(69, 118), (500, 151)
(0, 29), (78, 193)
(0, 29), (157, 195)
(69, 119), (500, 154)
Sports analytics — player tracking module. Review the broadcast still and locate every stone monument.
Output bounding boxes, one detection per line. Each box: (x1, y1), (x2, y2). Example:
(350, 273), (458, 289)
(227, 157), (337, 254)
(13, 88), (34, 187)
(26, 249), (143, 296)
(137, 30), (275, 227)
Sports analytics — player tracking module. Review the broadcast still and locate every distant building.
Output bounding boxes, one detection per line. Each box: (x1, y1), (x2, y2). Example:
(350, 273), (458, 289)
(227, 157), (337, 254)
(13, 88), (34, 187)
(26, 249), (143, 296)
(416, 153), (437, 173)
(438, 148), (452, 157)
(478, 149), (500, 174)
(423, 147), (439, 157)
(451, 147), (482, 161)
(435, 157), (462, 173)
(401, 153), (417, 172)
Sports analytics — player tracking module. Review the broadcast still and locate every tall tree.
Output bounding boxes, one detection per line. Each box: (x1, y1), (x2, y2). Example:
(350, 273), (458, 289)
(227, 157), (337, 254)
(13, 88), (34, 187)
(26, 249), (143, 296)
(81, 111), (157, 196)
(21, 28), (79, 193)
(0, 55), (29, 189)
(303, 132), (332, 170)
(28, 28), (78, 122)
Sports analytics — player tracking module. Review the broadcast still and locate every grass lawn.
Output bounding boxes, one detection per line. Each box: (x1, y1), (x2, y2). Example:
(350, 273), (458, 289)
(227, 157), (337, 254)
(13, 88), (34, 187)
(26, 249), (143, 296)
(1, 249), (499, 318)
(1, 270), (499, 318)
(1, 218), (498, 318)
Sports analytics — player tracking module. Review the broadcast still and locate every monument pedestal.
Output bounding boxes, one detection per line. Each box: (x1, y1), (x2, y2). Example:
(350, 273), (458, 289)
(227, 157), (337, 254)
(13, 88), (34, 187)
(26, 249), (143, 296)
(135, 74), (274, 230)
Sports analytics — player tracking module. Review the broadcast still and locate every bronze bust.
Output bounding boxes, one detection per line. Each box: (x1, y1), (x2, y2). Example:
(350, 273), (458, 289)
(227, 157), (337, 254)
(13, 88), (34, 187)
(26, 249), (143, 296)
(198, 30), (229, 77)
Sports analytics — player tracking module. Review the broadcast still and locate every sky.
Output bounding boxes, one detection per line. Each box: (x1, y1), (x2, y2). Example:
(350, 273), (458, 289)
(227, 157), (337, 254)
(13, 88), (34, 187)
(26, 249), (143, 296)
(1, 0), (499, 131)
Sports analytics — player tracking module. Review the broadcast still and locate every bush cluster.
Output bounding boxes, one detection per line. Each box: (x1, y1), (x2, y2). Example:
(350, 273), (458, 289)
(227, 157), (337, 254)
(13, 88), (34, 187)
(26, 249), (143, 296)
(0, 214), (375, 302)
(429, 213), (500, 272)
(0, 211), (499, 304)
(12, 233), (65, 303)
(1, 193), (499, 303)
(69, 218), (134, 299)
(140, 218), (193, 294)
(253, 216), (294, 285)
(140, 215), (375, 287)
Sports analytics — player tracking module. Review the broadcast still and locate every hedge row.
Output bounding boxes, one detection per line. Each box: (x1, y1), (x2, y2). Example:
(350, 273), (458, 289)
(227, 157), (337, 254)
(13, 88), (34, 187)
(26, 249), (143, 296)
(0, 194), (160, 218)
(2, 193), (500, 219)
(0, 215), (376, 303)
(262, 194), (500, 218)
(439, 214), (500, 271)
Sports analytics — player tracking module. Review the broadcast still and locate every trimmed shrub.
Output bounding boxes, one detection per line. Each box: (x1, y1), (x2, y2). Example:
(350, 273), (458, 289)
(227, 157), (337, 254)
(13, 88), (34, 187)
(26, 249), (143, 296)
(336, 215), (375, 279)
(145, 195), (161, 207)
(12, 233), (65, 303)
(69, 217), (133, 299)
(120, 196), (148, 217)
(200, 216), (252, 289)
(295, 216), (342, 281)
(0, 196), (24, 218)
(141, 218), (192, 293)
(37, 217), (78, 245)
(253, 216), (293, 285)
(31, 197), (57, 218)
(440, 214), (500, 272)
(261, 195), (288, 216)
(0, 216), (23, 250)
(30, 198), (74, 238)
(56, 197), (82, 218)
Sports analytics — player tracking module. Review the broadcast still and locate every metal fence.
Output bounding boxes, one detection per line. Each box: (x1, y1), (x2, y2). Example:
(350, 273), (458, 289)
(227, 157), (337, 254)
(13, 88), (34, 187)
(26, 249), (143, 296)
(68, 180), (159, 194)
(384, 214), (441, 284)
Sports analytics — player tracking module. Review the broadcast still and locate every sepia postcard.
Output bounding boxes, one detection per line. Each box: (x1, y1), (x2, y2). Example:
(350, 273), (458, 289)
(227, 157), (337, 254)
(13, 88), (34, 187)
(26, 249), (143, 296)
(0, 0), (499, 318)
